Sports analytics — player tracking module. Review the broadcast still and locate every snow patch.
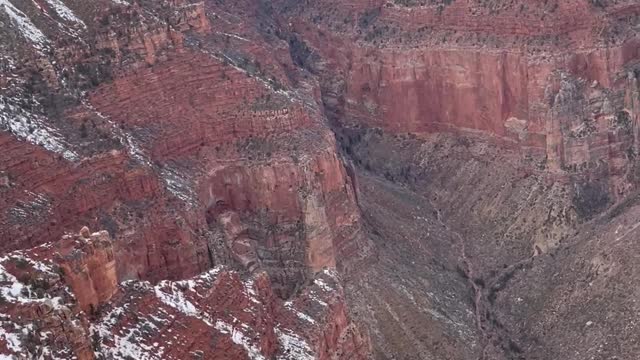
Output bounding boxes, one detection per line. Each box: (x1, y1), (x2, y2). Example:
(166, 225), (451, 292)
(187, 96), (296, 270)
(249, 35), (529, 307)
(9, 254), (54, 275)
(218, 32), (250, 42)
(92, 306), (166, 360)
(308, 291), (328, 307)
(314, 278), (334, 292)
(215, 320), (265, 360)
(244, 277), (261, 305)
(44, 0), (86, 28)
(155, 284), (201, 320)
(0, 254), (78, 358)
(275, 328), (315, 360)
(92, 303), (171, 359)
(284, 300), (316, 324)
(173, 266), (224, 298)
(0, 262), (64, 309)
(292, 309), (316, 324)
(0, 0), (48, 50)
(321, 268), (339, 280)
(0, 326), (22, 354)
(109, 333), (158, 360)
(154, 279), (215, 326)
(0, 96), (79, 161)
(160, 167), (198, 207)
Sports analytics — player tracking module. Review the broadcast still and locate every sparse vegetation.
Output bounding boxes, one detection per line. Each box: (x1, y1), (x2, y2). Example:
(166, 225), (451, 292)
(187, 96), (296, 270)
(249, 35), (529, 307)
(15, 257), (29, 269)
(358, 7), (381, 28)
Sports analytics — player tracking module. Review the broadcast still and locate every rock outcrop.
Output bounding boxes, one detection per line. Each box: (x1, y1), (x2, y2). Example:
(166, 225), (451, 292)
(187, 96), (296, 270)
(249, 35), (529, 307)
(56, 228), (118, 314)
(0, 0), (373, 293)
(2, 0), (640, 359)
(0, 243), (95, 360)
(0, 231), (369, 359)
(94, 267), (370, 360)
(280, 0), (640, 204)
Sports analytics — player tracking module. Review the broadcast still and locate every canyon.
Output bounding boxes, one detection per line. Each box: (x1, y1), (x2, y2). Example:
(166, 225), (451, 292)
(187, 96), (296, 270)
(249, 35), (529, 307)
(0, 0), (639, 359)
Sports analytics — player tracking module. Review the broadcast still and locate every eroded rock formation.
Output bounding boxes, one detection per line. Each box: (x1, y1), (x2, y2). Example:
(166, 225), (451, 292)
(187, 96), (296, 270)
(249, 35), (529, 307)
(56, 228), (118, 314)
(1, 0), (374, 357)
(0, 0), (373, 292)
(1, 0), (640, 359)
(0, 229), (370, 359)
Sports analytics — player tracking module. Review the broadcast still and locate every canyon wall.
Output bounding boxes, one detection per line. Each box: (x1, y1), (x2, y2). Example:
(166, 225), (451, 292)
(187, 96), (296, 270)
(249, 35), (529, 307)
(1, 0), (639, 359)
(0, 1), (374, 357)
(0, 0), (372, 293)
(56, 228), (118, 314)
(0, 230), (370, 359)
(269, 2), (640, 357)
(281, 0), (640, 206)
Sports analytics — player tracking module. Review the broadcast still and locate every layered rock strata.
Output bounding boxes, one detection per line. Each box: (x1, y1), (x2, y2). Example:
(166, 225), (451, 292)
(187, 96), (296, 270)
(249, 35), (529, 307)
(0, 229), (370, 359)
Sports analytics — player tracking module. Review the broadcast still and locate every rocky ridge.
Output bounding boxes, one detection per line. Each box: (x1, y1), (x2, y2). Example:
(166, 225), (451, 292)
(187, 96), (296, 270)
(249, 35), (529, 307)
(0, 0), (640, 359)
(0, 228), (369, 359)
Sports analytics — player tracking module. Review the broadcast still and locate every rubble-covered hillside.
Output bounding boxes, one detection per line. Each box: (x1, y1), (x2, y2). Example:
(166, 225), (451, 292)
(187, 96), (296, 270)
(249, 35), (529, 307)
(1, 0), (639, 359)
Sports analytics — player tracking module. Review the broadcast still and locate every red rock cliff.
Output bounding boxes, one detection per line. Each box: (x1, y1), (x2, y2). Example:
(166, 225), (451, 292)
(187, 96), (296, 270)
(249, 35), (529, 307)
(0, 0), (373, 292)
(280, 0), (640, 202)
(56, 227), (118, 314)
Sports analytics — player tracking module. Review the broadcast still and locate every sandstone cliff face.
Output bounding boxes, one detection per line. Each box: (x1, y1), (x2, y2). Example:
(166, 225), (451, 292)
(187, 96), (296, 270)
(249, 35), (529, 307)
(203, 145), (371, 296)
(2, 0), (640, 359)
(0, 0), (372, 292)
(280, 0), (640, 206)
(56, 228), (118, 314)
(0, 1), (373, 358)
(0, 230), (369, 359)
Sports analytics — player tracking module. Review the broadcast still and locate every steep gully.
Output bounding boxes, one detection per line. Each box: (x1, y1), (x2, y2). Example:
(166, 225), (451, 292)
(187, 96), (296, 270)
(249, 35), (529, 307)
(318, 93), (532, 358)
(291, 69), (500, 360)
(422, 174), (640, 359)
(1, 0), (639, 358)
(302, 50), (542, 357)
(430, 194), (532, 359)
(432, 208), (492, 358)
(342, 155), (536, 358)
(294, 38), (532, 356)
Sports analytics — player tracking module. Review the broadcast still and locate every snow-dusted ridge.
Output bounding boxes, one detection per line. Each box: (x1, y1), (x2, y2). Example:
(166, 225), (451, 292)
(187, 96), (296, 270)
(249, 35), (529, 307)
(215, 320), (267, 360)
(0, 0), (49, 50)
(0, 257), (64, 308)
(276, 327), (315, 360)
(0, 252), (77, 359)
(44, 0), (86, 28)
(83, 101), (198, 207)
(91, 303), (169, 360)
(0, 95), (79, 161)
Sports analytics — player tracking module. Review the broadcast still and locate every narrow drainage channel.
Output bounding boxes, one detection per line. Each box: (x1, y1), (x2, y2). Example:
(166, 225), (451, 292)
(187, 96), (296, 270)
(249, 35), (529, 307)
(432, 203), (533, 360)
